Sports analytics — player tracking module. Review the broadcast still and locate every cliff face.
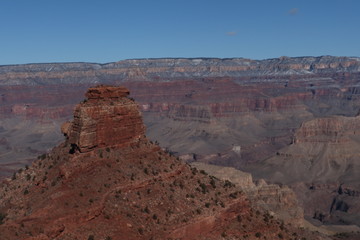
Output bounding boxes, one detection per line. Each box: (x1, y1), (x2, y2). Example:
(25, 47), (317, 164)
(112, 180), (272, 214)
(250, 115), (360, 227)
(63, 86), (144, 152)
(0, 86), (326, 240)
(294, 116), (360, 143)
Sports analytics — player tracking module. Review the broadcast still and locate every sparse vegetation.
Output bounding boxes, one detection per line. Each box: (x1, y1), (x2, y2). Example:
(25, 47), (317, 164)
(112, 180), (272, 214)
(229, 192), (238, 199)
(334, 232), (350, 239)
(210, 178), (216, 188)
(0, 212), (6, 225)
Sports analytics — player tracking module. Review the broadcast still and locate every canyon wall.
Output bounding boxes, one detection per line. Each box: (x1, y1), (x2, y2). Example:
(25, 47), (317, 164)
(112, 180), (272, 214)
(1, 56), (360, 229)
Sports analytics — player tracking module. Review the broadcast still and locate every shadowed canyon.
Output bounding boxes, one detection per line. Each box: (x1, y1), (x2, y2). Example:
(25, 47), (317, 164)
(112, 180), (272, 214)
(1, 56), (360, 238)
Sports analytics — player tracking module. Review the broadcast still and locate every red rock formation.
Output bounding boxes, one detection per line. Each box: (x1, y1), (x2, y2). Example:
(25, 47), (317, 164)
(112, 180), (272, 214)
(294, 116), (360, 143)
(63, 86), (145, 152)
(0, 86), (328, 240)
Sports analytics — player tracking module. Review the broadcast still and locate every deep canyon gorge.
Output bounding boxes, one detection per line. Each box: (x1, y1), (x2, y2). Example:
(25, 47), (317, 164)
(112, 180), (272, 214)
(1, 56), (360, 238)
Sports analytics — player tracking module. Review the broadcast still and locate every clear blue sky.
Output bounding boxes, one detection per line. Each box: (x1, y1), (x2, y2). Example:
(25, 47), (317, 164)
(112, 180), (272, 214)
(1, 0), (359, 65)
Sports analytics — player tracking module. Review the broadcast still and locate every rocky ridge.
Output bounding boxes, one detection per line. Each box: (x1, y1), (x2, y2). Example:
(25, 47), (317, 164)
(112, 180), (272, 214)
(1, 56), (360, 86)
(191, 162), (304, 226)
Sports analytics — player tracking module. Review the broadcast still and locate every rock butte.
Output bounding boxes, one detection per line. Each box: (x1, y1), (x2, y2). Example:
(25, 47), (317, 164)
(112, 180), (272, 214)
(62, 86), (144, 152)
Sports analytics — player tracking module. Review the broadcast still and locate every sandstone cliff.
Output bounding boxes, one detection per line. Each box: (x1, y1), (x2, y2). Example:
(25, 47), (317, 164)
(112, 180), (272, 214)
(63, 86), (144, 152)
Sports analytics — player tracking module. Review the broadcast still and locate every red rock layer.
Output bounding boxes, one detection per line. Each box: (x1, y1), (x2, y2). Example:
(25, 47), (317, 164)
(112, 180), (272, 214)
(63, 86), (145, 152)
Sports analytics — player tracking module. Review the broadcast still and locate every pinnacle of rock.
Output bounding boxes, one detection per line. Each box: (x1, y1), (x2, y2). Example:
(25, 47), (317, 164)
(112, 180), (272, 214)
(62, 85), (145, 152)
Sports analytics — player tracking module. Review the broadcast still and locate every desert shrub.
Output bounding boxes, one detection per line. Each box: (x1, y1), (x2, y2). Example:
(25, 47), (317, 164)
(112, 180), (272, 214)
(0, 212), (6, 225)
(144, 206), (150, 214)
(210, 178), (216, 188)
(223, 180), (234, 188)
(229, 192), (238, 199)
(334, 232), (350, 238)
(255, 232), (262, 238)
(199, 183), (208, 194)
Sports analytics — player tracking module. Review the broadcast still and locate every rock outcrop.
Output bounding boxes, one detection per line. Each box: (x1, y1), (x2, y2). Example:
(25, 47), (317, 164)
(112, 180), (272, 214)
(251, 115), (360, 228)
(191, 162), (304, 226)
(62, 86), (144, 152)
(0, 86), (329, 240)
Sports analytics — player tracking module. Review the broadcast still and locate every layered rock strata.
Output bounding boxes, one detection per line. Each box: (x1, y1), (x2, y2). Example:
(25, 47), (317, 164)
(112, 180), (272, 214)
(0, 86), (328, 240)
(62, 86), (144, 152)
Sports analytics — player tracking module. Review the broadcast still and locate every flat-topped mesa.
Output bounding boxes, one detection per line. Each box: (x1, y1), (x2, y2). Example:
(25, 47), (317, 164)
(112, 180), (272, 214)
(62, 86), (145, 153)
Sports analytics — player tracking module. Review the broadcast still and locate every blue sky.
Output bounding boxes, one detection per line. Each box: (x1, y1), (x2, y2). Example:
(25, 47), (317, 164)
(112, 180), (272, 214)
(0, 0), (359, 65)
